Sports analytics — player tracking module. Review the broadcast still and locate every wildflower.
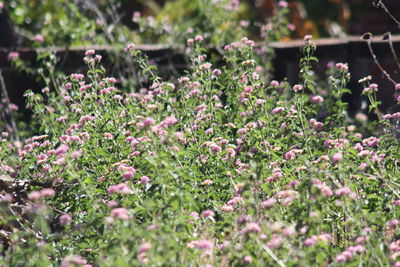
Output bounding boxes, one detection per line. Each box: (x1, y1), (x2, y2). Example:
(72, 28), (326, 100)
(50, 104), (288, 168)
(187, 38), (194, 46)
(202, 179), (213, 185)
(139, 176), (150, 184)
(211, 145), (221, 154)
(61, 255), (89, 267)
(110, 207), (129, 220)
(303, 234), (331, 247)
(202, 210), (215, 218)
(261, 198), (277, 209)
(160, 115), (178, 127)
(292, 84), (303, 92)
(310, 95), (324, 103)
(332, 152), (343, 163)
(335, 245), (365, 263)
(125, 43), (136, 52)
(194, 35), (204, 42)
(271, 107), (284, 115)
(362, 137), (379, 147)
(7, 52), (19, 62)
(388, 219), (399, 229)
(107, 200), (118, 208)
(122, 171), (135, 180)
(267, 235), (283, 249)
(256, 99), (266, 105)
(200, 63), (212, 70)
(195, 104), (207, 113)
(107, 183), (131, 194)
(362, 84), (377, 94)
(138, 242), (152, 254)
(278, 1), (288, 8)
(243, 255), (253, 263)
(241, 222), (262, 236)
(103, 132), (113, 139)
(188, 239), (213, 253)
(315, 183), (333, 197)
(60, 214), (72, 226)
(28, 191), (41, 201)
(303, 35), (312, 43)
(336, 63), (348, 72)
(85, 49), (95, 56)
(189, 212), (199, 221)
(270, 80), (279, 87)
(70, 73), (84, 80)
(335, 187), (352, 196)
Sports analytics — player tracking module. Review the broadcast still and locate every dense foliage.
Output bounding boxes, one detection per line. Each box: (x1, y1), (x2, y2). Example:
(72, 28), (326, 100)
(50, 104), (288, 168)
(1, 0), (400, 266)
(1, 33), (400, 266)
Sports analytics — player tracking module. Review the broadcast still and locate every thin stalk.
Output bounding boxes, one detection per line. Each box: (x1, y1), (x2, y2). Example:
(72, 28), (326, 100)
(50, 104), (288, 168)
(363, 36), (397, 85)
(0, 70), (19, 142)
(383, 32), (400, 72)
(374, 0), (400, 29)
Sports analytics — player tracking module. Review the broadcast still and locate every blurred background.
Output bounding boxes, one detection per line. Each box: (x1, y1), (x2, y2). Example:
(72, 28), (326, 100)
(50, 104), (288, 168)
(2, 0), (400, 48)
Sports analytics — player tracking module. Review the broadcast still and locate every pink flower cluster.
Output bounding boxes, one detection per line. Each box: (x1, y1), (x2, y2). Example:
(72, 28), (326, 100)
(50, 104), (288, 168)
(28, 188), (55, 201)
(335, 245), (365, 262)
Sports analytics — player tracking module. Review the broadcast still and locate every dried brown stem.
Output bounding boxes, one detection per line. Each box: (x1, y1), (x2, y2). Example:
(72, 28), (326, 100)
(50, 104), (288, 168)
(383, 32), (400, 73)
(362, 33), (398, 85)
(374, 0), (400, 29)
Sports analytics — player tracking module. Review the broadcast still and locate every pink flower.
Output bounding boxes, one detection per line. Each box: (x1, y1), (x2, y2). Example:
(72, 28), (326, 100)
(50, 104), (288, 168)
(33, 34), (44, 43)
(316, 184), (333, 197)
(40, 188), (55, 197)
(103, 132), (113, 139)
(125, 43), (136, 52)
(188, 239), (213, 253)
(55, 144), (69, 155)
(189, 212), (199, 221)
(107, 183), (131, 194)
(122, 171), (135, 180)
(107, 200), (118, 208)
(267, 235), (282, 249)
(7, 52), (19, 62)
(195, 104), (207, 113)
(61, 255), (88, 267)
(310, 95), (324, 103)
(241, 222), (262, 236)
(303, 35), (313, 43)
(336, 63), (348, 72)
(85, 49), (95, 56)
(139, 176), (150, 184)
(160, 115), (178, 127)
(211, 145), (221, 154)
(292, 84), (303, 92)
(261, 198), (277, 209)
(271, 107), (284, 115)
(143, 117), (155, 127)
(270, 80), (279, 87)
(60, 214), (72, 226)
(243, 255), (253, 263)
(335, 187), (352, 196)
(202, 179), (213, 185)
(202, 210), (215, 218)
(28, 191), (41, 201)
(110, 207), (129, 220)
(194, 35), (204, 42)
(278, 1), (288, 8)
(138, 242), (152, 254)
(332, 152), (343, 163)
